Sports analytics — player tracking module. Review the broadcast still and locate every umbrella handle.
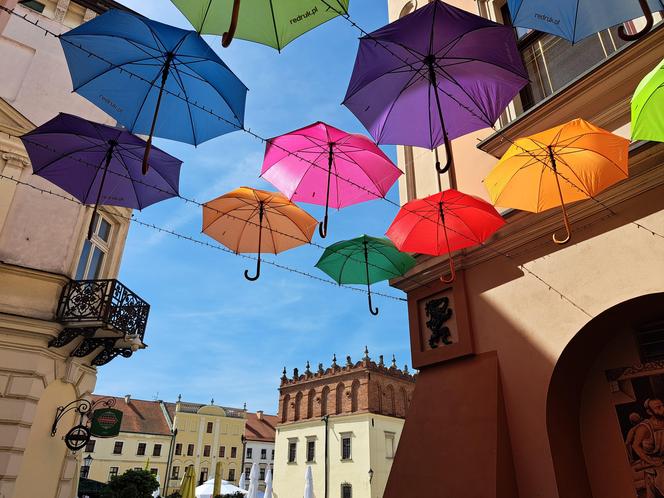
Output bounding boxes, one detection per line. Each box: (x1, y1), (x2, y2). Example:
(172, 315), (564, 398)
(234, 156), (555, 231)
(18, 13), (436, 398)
(142, 56), (172, 175)
(367, 284), (379, 316)
(244, 258), (261, 281)
(553, 206), (572, 244)
(435, 135), (453, 174)
(244, 202), (264, 281)
(427, 58), (454, 177)
(549, 146), (572, 245)
(222, 0), (241, 47)
(318, 216), (328, 238)
(319, 145), (334, 239)
(363, 241), (379, 316)
(440, 256), (456, 283)
(618, 0), (653, 41)
(87, 142), (116, 240)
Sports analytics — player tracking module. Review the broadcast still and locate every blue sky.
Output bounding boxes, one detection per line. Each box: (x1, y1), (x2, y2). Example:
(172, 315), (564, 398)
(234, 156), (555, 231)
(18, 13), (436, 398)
(94, 0), (414, 413)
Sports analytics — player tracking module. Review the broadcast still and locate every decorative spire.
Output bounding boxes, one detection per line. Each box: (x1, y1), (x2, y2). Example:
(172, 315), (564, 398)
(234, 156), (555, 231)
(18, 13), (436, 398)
(363, 346), (370, 361)
(403, 364), (409, 374)
(391, 354), (397, 368)
(281, 367), (288, 382)
(177, 394), (182, 402)
(243, 402), (247, 411)
(346, 354), (353, 367)
(305, 361), (312, 375)
(210, 397), (214, 405)
(317, 362), (325, 375)
(331, 353), (338, 368)
(293, 367), (299, 379)
(378, 355), (385, 367)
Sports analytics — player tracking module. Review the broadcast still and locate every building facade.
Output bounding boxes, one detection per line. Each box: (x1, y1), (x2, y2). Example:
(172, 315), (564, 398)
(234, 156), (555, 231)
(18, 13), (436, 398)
(272, 351), (415, 498)
(0, 1), (147, 498)
(383, 2), (664, 498)
(243, 410), (278, 492)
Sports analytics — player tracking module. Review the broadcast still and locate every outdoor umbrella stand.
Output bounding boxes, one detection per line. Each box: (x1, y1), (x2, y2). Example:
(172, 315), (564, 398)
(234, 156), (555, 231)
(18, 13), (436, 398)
(221, 0), (241, 47)
(87, 139), (117, 240)
(618, 0), (654, 41)
(362, 240), (379, 316)
(244, 201), (264, 281)
(319, 143), (334, 238)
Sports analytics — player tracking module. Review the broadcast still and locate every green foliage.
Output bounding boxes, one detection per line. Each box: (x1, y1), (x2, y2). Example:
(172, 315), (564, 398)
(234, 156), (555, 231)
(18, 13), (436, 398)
(102, 469), (159, 498)
(166, 492), (181, 498)
(218, 493), (244, 498)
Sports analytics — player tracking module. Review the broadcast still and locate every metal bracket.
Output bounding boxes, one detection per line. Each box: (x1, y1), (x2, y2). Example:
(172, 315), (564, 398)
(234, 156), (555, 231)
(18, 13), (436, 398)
(48, 327), (96, 348)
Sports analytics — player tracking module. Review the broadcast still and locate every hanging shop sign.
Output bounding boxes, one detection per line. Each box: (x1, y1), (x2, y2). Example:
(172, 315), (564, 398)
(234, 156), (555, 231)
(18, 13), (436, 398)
(90, 408), (123, 438)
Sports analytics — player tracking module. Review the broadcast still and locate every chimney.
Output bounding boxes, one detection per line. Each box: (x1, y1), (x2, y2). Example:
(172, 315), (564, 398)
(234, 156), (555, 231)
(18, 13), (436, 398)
(256, 410), (264, 420)
(124, 394), (131, 404)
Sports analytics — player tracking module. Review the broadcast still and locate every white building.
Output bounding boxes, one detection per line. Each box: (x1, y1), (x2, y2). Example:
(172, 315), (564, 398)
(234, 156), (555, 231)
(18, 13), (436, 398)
(242, 410), (278, 491)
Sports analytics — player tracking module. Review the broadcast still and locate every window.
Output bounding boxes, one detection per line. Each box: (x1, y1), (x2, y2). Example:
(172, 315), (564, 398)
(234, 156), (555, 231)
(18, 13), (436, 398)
(108, 467), (119, 481)
(113, 442), (123, 455)
(228, 469), (236, 481)
(288, 441), (297, 463)
(261, 449), (267, 460)
(150, 468), (158, 475)
(385, 432), (395, 459)
(203, 445), (211, 457)
(175, 443), (182, 456)
(341, 436), (352, 460)
(137, 443), (146, 456)
(271, 449), (275, 460)
(245, 467), (251, 479)
(306, 440), (316, 462)
(200, 467), (208, 482)
(19, 0), (45, 13)
(259, 467), (265, 480)
(85, 440), (96, 453)
(246, 448), (253, 459)
(80, 465), (90, 479)
(207, 421), (214, 433)
(219, 446), (226, 457)
(187, 444), (194, 456)
(230, 447), (237, 458)
(341, 483), (352, 498)
(75, 213), (112, 279)
(171, 466), (180, 480)
(153, 444), (162, 457)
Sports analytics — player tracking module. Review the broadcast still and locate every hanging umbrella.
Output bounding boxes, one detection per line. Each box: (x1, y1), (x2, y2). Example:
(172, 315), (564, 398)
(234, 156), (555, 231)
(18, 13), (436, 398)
(343, 0), (528, 176)
(315, 235), (416, 315)
(171, 0), (350, 50)
(386, 189), (504, 282)
(202, 187), (317, 281)
(238, 470), (246, 490)
(246, 463), (259, 498)
(632, 58), (664, 142)
(60, 9), (247, 174)
(180, 467), (197, 498)
(303, 465), (314, 498)
(20, 113), (181, 239)
(263, 467), (273, 498)
(261, 121), (402, 238)
(506, 0), (663, 43)
(484, 118), (629, 244)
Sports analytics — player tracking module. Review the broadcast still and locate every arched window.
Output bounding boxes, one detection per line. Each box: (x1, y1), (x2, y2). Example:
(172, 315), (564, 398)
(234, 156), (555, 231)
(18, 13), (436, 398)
(294, 391), (303, 421)
(351, 380), (360, 412)
(307, 389), (315, 419)
(401, 387), (409, 416)
(385, 384), (395, 416)
(281, 394), (290, 423)
(375, 382), (383, 413)
(336, 383), (345, 415)
(321, 386), (330, 416)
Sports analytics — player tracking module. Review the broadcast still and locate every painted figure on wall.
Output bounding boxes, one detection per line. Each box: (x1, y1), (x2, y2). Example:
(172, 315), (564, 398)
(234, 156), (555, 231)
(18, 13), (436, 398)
(631, 398), (664, 498)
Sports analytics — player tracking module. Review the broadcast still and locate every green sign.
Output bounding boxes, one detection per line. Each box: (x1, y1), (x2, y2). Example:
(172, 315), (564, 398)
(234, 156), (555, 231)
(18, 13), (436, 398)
(90, 408), (122, 438)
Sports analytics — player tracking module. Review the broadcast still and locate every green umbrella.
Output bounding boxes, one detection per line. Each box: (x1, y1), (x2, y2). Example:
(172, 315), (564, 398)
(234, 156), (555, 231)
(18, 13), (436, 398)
(632, 58), (664, 142)
(171, 0), (349, 50)
(315, 235), (416, 315)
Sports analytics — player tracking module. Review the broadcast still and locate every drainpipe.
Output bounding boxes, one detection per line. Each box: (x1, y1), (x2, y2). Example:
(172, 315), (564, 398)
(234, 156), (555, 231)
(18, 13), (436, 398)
(240, 435), (247, 487)
(322, 414), (329, 498)
(163, 428), (178, 497)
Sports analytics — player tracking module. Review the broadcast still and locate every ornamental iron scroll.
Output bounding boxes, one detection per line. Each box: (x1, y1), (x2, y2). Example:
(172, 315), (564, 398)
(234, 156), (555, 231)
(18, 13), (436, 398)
(425, 296), (453, 349)
(51, 397), (116, 450)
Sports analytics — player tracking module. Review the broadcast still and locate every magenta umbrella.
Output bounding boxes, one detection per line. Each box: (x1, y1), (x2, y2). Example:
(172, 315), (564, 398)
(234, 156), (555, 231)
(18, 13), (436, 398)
(261, 122), (402, 238)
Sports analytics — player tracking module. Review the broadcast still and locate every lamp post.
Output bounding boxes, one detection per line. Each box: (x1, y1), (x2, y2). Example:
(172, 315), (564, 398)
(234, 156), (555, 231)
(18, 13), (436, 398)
(82, 454), (93, 479)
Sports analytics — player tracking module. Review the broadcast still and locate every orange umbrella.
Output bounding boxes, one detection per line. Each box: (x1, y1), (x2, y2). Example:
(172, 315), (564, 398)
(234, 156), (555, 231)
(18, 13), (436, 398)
(202, 187), (317, 280)
(484, 118), (629, 244)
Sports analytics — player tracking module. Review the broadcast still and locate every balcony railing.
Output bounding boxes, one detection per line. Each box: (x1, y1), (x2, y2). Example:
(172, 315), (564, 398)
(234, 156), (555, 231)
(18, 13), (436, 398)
(49, 279), (150, 366)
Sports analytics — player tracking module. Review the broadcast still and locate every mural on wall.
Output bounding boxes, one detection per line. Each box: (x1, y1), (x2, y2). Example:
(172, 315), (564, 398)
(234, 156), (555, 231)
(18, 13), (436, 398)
(607, 362), (664, 498)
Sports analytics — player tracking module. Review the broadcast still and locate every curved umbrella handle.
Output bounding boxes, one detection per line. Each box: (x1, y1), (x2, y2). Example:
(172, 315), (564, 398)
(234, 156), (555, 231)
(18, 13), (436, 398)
(244, 258), (261, 281)
(245, 201), (264, 281)
(427, 57), (454, 176)
(553, 207), (572, 245)
(618, 0), (654, 41)
(440, 256), (456, 283)
(549, 146), (572, 245)
(367, 286), (379, 316)
(318, 216), (328, 238)
(222, 0), (241, 47)
(318, 143), (334, 239)
(435, 136), (453, 174)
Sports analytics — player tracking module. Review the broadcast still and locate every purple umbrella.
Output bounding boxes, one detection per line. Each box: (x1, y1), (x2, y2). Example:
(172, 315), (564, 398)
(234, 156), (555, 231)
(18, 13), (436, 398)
(20, 113), (182, 238)
(343, 0), (528, 175)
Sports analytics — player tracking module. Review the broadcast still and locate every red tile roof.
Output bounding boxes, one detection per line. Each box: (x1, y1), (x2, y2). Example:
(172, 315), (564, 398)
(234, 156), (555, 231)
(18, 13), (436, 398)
(90, 395), (171, 436)
(245, 412), (278, 442)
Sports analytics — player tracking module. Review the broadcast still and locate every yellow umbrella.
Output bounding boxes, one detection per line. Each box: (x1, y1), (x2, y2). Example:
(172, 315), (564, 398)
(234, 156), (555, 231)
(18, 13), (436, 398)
(213, 461), (222, 498)
(179, 466), (196, 498)
(202, 187), (318, 280)
(484, 118), (629, 244)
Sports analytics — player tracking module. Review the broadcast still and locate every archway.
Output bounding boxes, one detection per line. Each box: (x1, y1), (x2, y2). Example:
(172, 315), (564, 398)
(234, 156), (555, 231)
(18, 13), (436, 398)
(547, 293), (664, 498)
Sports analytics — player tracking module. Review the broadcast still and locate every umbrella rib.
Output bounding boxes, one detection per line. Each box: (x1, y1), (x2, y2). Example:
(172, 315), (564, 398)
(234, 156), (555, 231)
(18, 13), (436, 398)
(113, 143), (179, 194)
(371, 243), (407, 276)
(81, 154), (110, 205)
(633, 81), (664, 125)
(341, 59), (420, 103)
(334, 149), (389, 197)
(127, 69), (164, 133)
(438, 56), (529, 82)
(556, 147), (629, 177)
(376, 69), (428, 143)
(262, 210), (280, 254)
(444, 208), (482, 244)
(435, 65), (493, 125)
(70, 55), (164, 93)
(180, 61), (243, 125)
(28, 142), (103, 174)
(268, 0), (282, 52)
(233, 203), (260, 253)
(112, 149), (143, 209)
(169, 63), (199, 146)
(287, 149), (328, 201)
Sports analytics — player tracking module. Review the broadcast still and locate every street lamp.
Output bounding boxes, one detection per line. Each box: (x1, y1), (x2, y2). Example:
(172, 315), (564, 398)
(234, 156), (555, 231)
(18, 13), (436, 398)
(82, 454), (93, 478)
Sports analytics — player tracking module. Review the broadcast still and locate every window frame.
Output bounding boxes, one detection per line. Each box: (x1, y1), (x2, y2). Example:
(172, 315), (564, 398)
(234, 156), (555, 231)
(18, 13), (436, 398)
(306, 439), (316, 463)
(74, 212), (114, 280)
(207, 421), (214, 433)
(175, 443), (182, 456)
(340, 434), (352, 461)
(108, 466), (119, 481)
(153, 444), (162, 457)
(228, 468), (236, 481)
(112, 441), (124, 455)
(187, 443), (195, 456)
(203, 445), (211, 457)
(171, 466), (180, 480)
(85, 439), (96, 453)
(287, 440), (298, 463)
(219, 446), (226, 457)
(136, 442), (146, 456)
(385, 431), (395, 459)
(341, 482), (352, 498)
(230, 446), (237, 458)
(261, 448), (267, 460)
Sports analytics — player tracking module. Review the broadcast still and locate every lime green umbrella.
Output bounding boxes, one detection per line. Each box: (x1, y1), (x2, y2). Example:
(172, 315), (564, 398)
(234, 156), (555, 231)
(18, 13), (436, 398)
(632, 58), (664, 142)
(315, 235), (416, 315)
(171, 0), (349, 50)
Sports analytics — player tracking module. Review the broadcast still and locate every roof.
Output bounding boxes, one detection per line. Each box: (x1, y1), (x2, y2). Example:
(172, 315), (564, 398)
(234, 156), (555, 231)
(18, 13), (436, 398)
(245, 412), (278, 442)
(90, 395), (171, 436)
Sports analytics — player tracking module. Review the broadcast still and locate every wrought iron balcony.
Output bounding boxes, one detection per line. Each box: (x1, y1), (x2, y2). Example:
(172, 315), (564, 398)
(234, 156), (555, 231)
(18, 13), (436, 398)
(49, 279), (150, 366)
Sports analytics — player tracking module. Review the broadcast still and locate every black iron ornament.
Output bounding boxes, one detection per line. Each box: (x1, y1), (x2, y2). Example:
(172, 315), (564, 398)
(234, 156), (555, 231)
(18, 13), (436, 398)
(425, 297), (453, 348)
(51, 397), (116, 451)
(64, 425), (91, 451)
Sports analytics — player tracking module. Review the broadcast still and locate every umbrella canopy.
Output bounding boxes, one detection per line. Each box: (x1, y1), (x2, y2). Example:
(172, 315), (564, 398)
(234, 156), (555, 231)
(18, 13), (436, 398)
(196, 478), (247, 498)
(238, 471), (246, 490)
(263, 468), (273, 498)
(171, 0), (349, 50)
(180, 467), (197, 498)
(484, 118), (629, 244)
(303, 465), (314, 498)
(506, 0), (663, 44)
(632, 58), (664, 142)
(246, 463), (259, 498)
(343, 0), (527, 174)
(202, 187), (317, 280)
(315, 235), (416, 315)
(60, 9), (247, 172)
(20, 113), (181, 239)
(386, 189), (504, 282)
(212, 462), (222, 498)
(261, 121), (402, 238)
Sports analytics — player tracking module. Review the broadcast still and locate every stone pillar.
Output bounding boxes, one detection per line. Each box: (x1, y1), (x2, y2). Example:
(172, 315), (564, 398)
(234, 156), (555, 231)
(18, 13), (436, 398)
(53, 0), (70, 23)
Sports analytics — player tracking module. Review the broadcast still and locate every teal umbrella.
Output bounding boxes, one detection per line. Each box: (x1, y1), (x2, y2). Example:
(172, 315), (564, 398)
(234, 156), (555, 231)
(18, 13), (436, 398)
(315, 235), (416, 315)
(632, 58), (664, 142)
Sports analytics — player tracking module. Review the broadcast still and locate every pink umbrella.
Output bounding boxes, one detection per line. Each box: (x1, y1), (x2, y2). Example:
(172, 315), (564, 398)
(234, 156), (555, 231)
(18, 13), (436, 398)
(261, 122), (402, 238)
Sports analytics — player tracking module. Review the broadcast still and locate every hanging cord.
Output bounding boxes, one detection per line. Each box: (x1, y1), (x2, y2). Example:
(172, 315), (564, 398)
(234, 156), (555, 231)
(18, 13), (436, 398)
(0, 172), (407, 302)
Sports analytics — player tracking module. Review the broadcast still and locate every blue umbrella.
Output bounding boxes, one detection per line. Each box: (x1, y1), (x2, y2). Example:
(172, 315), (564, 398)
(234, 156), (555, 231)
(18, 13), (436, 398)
(60, 9), (247, 173)
(507, 0), (663, 43)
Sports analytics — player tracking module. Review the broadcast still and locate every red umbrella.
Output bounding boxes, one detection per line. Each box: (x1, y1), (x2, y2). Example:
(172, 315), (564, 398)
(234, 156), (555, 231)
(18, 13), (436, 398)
(386, 189), (505, 282)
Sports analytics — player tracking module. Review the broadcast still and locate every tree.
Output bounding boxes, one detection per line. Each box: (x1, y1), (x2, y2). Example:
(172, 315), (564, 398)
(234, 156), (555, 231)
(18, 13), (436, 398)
(102, 469), (159, 498)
